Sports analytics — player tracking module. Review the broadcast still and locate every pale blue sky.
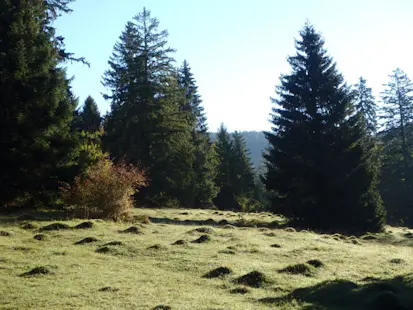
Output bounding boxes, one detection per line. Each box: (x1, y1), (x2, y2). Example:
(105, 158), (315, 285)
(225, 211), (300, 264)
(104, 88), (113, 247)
(55, 0), (413, 132)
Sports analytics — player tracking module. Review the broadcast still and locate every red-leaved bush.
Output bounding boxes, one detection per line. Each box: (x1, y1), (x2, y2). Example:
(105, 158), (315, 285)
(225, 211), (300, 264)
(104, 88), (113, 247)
(61, 158), (146, 221)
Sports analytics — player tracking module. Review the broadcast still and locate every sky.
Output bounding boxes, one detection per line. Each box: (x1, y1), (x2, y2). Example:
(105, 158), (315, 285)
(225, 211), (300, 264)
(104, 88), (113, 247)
(55, 0), (413, 132)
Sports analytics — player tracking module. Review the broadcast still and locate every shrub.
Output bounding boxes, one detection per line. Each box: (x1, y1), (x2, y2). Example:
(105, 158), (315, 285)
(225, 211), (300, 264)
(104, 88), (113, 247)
(61, 158), (146, 221)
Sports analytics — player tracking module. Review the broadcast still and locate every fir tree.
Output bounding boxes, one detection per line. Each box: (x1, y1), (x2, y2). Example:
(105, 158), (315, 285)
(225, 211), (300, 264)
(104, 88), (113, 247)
(232, 131), (261, 211)
(379, 69), (413, 225)
(214, 124), (236, 209)
(232, 132), (256, 196)
(179, 60), (208, 133)
(354, 77), (377, 134)
(381, 69), (413, 173)
(213, 125), (258, 211)
(78, 96), (101, 132)
(178, 61), (218, 207)
(0, 0), (80, 208)
(103, 8), (195, 206)
(263, 24), (385, 233)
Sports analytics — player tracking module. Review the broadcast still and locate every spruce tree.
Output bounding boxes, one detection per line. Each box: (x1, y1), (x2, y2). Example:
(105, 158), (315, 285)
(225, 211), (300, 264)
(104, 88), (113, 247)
(232, 132), (256, 196)
(379, 69), (413, 225)
(78, 96), (101, 132)
(214, 124), (236, 210)
(178, 61), (218, 207)
(263, 24), (385, 233)
(213, 126), (258, 211)
(232, 131), (261, 211)
(0, 0), (79, 208)
(381, 69), (413, 173)
(103, 8), (195, 206)
(179, 60), (208, 133)
(354, 77), (377, 134)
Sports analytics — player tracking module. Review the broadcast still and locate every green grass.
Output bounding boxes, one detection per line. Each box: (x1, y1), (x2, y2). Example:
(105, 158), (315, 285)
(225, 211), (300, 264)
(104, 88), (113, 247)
(0, 208), (413, 309)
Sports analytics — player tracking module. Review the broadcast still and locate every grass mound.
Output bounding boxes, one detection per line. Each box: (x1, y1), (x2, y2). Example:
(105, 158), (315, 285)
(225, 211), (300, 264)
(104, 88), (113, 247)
(192, 227), (214, 234)
(74, 237), (98, 245)
(202, 266), (232, 278)
(307, 259), (324, 268)
(96, 246), (117, 254)
(20, 266), (54, 277)
(98, 286), (119, 292)
(349, 239), (362, 245)
(369, 291), (406, 310)
(120, 226), (143, 234)
(33, 234), (46, 241)
(230, 287), (250, 294)
(75, 221), (94, 229)
(390, 258), (406, 264)
(204, 218), (217, 225)
(22, 223), (37, 230)
(403, 232), (413, 239)
(284, 227), (297, 233)
(222, 224), (235, 229)
(235, 271), (270, 288)
(171, 239), (187, 245)
(360, 234), (378, 240)
(0, 231), (12, 236)
(147, 244), (167, 250)
(270, 243), (281, 248)
(152, 305), (171, 310)
(278, 263), (315, 277)
(191, 235), (210, 243)
(39, 223), (71, 232)
(218, 219), (229, 225)
(104, 241), (123, 246)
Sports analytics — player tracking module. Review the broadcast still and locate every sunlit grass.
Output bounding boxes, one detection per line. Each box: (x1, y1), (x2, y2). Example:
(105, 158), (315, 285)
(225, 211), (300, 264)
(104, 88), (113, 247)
(0, 208), (412, 309)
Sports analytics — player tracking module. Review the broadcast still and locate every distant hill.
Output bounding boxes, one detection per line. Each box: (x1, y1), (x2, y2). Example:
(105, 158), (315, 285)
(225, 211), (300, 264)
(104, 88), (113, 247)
(210, 131), (268, 170)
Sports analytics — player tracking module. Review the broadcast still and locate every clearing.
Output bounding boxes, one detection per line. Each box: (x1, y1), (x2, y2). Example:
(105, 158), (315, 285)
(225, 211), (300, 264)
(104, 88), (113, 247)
(0, 208), (412, 309)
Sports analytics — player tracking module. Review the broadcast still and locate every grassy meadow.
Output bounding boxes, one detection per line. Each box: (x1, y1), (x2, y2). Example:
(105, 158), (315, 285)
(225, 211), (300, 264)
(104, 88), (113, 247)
(0, 208), (413, 310)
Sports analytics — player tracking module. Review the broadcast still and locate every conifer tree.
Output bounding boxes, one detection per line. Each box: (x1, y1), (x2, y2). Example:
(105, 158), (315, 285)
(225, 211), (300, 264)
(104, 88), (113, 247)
(213, 126), (258, 211)
(263, 24), (385, 233)
(78, 96), (101, 132)
(381, 69), (413, 173)
(178, 61), (218, 207)
(232, 132), (256, 196)
(0, 0), (80, 208)
(379, 69), (413, 225)
(179, 60), (208, 133)
(103, 8), (195, 206)
(214, 124), (236, 209)
(354, 77), (377, 134)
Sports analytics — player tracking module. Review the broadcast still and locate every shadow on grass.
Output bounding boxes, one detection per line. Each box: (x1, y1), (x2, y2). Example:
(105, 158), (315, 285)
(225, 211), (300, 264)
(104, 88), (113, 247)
(0, 209), (75, 223)
(148, 216), (285, 228)
(260, 274), (413, 310)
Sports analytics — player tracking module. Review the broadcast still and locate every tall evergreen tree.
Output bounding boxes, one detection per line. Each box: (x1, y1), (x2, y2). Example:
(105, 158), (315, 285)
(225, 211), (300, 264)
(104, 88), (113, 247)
(179, 60), (208, 133)
(354, 77), (377, 134)
(178, 61), (218, 207)
(381, 69), (413, 173)
(263, 24), (385, 233)
(213, 125), (258, 211)
(103, 8), (195, 206)
(214, 124), (236, 209)
(77, 96), (101, 132)
(379, 69), (413, 225)
(232, 132), (256, 196)
(0, 0), (80, 208)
